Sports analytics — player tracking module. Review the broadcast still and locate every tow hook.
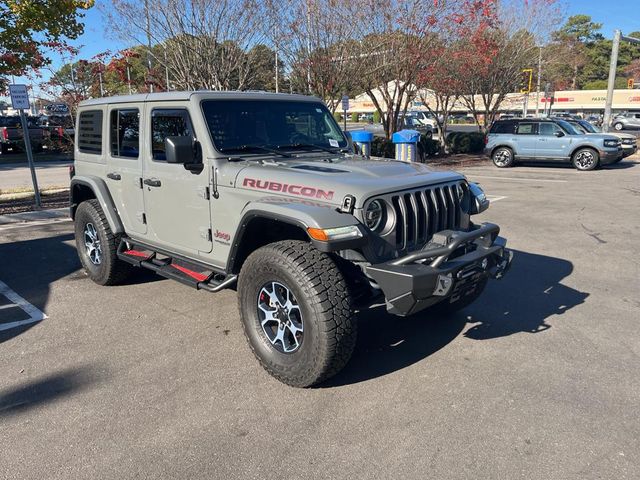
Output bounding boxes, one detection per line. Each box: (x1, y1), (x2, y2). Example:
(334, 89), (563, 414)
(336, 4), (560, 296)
(490, 250), (514, 280)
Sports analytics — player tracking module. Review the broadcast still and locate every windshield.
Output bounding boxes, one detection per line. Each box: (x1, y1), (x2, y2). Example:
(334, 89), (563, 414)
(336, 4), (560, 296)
(201, 99), (348, 153)
(577, 120), (599, 133)
(555, 119), (581, 135)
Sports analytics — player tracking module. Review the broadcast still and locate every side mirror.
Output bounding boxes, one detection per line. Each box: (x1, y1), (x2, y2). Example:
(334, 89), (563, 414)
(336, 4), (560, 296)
(554, 130), (565, 137)
(469, 182), (489, 215)
(165, 136), (196, 164)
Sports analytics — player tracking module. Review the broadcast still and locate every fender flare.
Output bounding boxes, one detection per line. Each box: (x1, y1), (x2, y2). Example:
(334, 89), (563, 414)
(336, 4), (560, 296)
(226, 197), (366, 273)
(70, 175), (124, 234)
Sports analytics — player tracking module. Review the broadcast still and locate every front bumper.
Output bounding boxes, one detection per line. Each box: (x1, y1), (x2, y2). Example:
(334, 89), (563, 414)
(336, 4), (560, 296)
(621, 144), (637, 158)
(600, 147), (623, 164)
(366, 223), (512, 316)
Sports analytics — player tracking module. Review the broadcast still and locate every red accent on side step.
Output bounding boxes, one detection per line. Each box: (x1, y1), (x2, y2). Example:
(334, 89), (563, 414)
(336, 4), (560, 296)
(123, 249), (152, 258)
(170, 264), (208, 282)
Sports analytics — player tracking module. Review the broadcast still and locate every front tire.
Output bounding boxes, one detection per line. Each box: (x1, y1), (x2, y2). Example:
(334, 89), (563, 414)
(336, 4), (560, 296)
(492, 147), (514, 168)
(74, 199), (132, 285)
(613, 122), (624, 131)
(572, 148), (599, 171)
(237, 240), (356, 387)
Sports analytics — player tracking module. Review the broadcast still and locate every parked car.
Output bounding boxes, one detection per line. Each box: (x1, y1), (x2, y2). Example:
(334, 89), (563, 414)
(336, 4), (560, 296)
(38, 114), (75, 149)
(561, 118), (637, 159)
(0, 115), (47, 154)
(397, 115), (435, 138)
(70, 91), (512, 387)
(485, 118), (622, 170)
(611, 112), (640, 131)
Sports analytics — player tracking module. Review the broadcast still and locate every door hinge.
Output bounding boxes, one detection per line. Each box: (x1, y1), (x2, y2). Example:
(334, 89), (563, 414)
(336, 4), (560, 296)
(142, 213), (147, 224)
(138, 177), (143, 189)
(199, 226), (212, 241)
(197, 186), (210, 200)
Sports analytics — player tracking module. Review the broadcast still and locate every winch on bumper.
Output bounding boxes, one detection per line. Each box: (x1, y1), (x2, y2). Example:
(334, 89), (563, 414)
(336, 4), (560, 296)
(366, 223), (512, 316)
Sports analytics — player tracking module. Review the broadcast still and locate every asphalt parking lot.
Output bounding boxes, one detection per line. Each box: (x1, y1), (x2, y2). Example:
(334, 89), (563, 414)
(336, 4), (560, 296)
(1, 160), (639, 479)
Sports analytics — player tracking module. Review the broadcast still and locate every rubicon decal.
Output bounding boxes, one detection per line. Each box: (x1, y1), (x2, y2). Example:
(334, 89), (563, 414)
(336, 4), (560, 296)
(243, 178), (334, 200)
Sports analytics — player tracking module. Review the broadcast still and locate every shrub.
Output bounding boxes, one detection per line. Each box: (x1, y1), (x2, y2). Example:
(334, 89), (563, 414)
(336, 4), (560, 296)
(351, 112), (359, 122)
(371, 137), (395, 158)
(372, 110), (381, 124)
(445, 131), (485, 154)
(334, 112), (342, 123)
(418, 136), (440, 159)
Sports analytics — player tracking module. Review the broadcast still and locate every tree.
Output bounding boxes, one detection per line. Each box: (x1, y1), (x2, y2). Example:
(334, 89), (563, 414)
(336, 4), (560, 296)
(107, 0), (266, 91)
(0, 0), (94, 89)
(551, 15), (602, 89)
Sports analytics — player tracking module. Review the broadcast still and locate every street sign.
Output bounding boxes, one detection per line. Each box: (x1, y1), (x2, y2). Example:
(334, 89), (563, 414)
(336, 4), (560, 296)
(8, 84), (30, 110)
(341, 95), (349, 112)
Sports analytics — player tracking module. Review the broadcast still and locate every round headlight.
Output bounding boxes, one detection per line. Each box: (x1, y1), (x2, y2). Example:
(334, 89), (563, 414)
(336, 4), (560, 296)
(365, 200), (384, 231)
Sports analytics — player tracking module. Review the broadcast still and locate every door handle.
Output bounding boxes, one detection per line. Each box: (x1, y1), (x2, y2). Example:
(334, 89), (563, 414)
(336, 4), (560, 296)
(107, 172), (121, 180)
(143, 178), (162, 187)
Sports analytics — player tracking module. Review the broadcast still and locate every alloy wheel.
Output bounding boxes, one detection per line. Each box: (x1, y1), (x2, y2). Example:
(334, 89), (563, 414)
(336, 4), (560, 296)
(574, 150), (596, 170)
(493, 149), (511, 167)
(84, 222), (102, 265)
(257, 281), (304, 353)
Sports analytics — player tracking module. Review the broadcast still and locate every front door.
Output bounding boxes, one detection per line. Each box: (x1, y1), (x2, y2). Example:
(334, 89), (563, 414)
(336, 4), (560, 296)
(536, 122), (572, 160)
(106, 105), (146, 234)
(142, 105), (212, 255)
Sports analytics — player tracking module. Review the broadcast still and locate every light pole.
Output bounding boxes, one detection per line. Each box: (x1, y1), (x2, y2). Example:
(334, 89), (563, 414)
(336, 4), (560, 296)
(535, 45), (542, 116)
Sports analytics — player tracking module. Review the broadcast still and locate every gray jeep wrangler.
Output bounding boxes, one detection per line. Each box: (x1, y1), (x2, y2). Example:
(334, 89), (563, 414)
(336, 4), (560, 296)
(70, 91), (512, 387)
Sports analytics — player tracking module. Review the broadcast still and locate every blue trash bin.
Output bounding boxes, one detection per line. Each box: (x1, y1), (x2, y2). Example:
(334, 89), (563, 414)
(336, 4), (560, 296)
(392, 129), (420, 162)
(351, 130), (374, 157)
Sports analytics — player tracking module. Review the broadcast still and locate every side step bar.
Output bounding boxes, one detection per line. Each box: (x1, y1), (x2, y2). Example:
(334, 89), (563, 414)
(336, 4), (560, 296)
(117, 239), (237, 292)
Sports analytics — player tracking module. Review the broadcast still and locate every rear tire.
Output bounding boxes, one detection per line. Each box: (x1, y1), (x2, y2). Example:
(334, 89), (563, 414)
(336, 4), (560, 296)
(613, 122), (624, 131)
(491, 147), (514, 168)
(572, 148), (599, 171)
(237, 240), (356, 387)
(74, 199), (132, 285)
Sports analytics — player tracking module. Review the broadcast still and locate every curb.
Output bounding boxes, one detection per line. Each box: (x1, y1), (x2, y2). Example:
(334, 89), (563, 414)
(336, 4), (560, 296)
(0, 207), (69, 226)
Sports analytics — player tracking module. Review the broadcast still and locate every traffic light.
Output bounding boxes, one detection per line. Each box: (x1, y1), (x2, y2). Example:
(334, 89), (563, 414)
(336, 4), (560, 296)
(628, 78), (635, 89)
(520, 69), (533, 94)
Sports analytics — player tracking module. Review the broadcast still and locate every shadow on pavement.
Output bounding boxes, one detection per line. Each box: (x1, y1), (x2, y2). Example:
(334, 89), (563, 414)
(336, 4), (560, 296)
(0, 365), (103, 417)
(324, 249), (588, 387)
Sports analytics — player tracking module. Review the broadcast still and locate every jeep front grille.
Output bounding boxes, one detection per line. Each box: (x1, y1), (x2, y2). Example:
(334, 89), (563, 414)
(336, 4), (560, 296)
(388, 182), (465, 252)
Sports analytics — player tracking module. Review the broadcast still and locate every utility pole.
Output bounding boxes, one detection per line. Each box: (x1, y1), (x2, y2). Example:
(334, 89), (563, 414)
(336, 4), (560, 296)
(164, 47), (170, 91)
(603, 30), (621, 132)
(603, 30), (640, 131)
(535, 46), (542, 116)
(145, 0), (154, 93)
(306, 0), (312, 94)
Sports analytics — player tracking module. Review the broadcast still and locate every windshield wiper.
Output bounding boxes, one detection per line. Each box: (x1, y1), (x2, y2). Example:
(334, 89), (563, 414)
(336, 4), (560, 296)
(275, 143), (344, 154)
(219, 145), (292, 158)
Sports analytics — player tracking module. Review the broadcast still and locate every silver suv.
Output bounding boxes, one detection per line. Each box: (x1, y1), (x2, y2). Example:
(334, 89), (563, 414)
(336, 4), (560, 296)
(485, 118), (622, 171)
(70, 91), (511, 387)
(612, 112), (640, 131)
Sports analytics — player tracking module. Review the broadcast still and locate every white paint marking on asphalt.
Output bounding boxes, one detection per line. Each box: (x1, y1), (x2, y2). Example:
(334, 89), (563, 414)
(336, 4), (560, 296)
(487, 195), (507, 203)
(469, 175), (568, 183)
(0, 280), (47, 332)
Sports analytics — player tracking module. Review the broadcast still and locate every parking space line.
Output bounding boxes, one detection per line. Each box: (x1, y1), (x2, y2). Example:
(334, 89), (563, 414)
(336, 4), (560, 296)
(488, 195), (507, 202)
(0, 280), (47, 332)
(469, 175), (568, 183)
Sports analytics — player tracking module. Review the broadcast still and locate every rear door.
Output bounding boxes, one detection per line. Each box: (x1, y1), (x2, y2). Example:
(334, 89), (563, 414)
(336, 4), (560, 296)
(105, 105), (146, 234)
(536, 122), (572, 160)
(142, 104), (212, 255)
(514, 122), (538, 158)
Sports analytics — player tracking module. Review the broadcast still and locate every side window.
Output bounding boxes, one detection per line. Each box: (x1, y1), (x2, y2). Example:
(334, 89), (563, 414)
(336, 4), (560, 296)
(110, 109), (139, 158)
(151, 109), (193, 161)
(516, 122), (537, 135)
(539, 122), (562, 136)
(78, 110), (103, 154)
(490, 122), (515, 134)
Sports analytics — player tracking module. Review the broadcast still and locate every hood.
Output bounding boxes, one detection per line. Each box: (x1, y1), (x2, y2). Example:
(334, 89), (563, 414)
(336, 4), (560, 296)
(233, 154), (464, 208)
(582, 133), (621, 142)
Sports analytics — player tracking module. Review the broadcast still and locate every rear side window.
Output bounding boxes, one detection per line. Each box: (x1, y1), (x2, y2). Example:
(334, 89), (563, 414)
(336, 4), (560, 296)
(110, 109), (140, 158)
(516, 122), (537, 135)
(490, 122), (515, 134)
(78, 110), (103, 154)
(151, 109), (193, 161)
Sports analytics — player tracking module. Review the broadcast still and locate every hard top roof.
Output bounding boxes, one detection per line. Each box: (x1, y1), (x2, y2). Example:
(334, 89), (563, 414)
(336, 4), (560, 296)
(78, 90), (322, 107)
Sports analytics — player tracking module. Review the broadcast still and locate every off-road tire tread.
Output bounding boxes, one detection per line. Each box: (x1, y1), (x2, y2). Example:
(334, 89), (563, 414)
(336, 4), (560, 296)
(75, 199), (132, 285)
(238, 240), (356, 387)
